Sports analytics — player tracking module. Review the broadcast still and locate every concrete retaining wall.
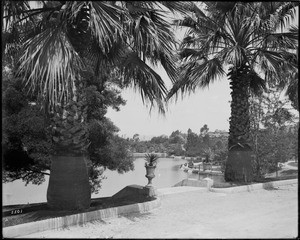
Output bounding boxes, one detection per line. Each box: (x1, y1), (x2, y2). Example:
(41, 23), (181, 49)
(132, 153), (167, 158)
(210, 179), (298, 193)
(157, 186), (208, 199)
(173, 178), (213, 189)
(3, 198), (161, 238)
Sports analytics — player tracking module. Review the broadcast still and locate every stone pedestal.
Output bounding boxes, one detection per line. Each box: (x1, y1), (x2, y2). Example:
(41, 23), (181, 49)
(112, 185), (157, 200)
(202, 177), (214, 189)
(143, 186), (157, 198)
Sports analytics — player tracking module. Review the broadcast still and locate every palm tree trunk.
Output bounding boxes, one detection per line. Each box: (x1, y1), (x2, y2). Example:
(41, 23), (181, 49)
(47, 154), (91, 210)
(225, 65), (254, 182)
(47, 94), (91, 210)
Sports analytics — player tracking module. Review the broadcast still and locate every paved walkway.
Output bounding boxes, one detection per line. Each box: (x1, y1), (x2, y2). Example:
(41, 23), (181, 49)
(21, 183), (298, 238)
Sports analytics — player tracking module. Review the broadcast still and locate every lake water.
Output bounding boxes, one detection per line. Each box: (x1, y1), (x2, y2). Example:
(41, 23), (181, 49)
(2, 158), (224, 206)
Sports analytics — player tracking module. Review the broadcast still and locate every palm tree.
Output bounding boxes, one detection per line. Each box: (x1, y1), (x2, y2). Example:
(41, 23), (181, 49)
(3, 1), (191, 210)
(167, 2), (298, 182)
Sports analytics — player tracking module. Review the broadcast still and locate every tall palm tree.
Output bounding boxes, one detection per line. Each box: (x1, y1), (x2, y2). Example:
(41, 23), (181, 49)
(3, 1), (191, 210)
(167, 2), (298, 182)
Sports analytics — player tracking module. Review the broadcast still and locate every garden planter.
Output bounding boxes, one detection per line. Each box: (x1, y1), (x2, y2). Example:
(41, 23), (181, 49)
(47, 154), (91, 210)
(225, 145), (253, 182)
(145, 165), (156, 187)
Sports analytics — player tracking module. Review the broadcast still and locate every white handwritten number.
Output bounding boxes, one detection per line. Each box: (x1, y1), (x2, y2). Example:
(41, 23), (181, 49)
(11, 209), (22, 214)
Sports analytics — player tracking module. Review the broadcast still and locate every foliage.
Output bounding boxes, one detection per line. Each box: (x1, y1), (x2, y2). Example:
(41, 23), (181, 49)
(129, 126), (228, 159)
(213, 149), (228, 173)
(185, 128), (200, 156)
(133, 134), (140, 142)
(150, 135), (169, 144)
(169, 130), (186, 144)
(249, 83), (298, 179)
(203, 148), (214, 162)
(185, 126), (220, 157)
(2, 77), (52, 185)
(166, 143), (186, 156)
(144, 153), (159, 167)
(2, 1), (192, 209)
(166, 1), (298, 182)
(2, 70), (134, 193)
(3, 1), (192, 113)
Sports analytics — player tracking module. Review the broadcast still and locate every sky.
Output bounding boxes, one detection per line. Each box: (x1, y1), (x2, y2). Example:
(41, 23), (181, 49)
(107, 67), (232, 140)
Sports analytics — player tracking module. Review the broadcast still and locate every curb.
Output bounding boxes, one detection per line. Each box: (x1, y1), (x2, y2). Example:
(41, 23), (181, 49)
(210, 179), (298, 193)
(3, 198), (161, 238)
(157, 186), (208, 199)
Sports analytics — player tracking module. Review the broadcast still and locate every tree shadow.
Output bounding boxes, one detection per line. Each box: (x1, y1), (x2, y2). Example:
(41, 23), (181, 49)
(120, 211), (152, 222)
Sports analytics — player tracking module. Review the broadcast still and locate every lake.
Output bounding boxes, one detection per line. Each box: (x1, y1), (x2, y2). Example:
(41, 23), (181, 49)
(2, 157), (224, 206)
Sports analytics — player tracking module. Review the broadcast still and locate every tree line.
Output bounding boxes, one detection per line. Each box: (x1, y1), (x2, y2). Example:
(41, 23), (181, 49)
(2, 1), (298, 210)
(129, 127), (228, 158)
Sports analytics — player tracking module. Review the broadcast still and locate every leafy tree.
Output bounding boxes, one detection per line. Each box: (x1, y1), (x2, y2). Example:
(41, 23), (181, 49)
(200, 124), (209, 136)
(167, 2), (298, 182)
(3, 1), (190, 210)
(203, 148), (214, 163)
(249, 83), (298, 179)
(2, 76), (52, 185)
(150, 135), (169, 144)
(2, 70), (134, 194)
(200, 125), (210, 151)
(84, 70), (134, 193)
(166, 143), (185, 156)
(133, 134), (140, 142)
(185, 128), (200, 156)
(169, 130), (186, 144)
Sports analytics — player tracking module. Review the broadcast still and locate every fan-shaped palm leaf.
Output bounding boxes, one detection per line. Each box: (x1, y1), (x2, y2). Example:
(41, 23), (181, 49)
(167, 1), (298, 182)
(119, 50), (167, 113)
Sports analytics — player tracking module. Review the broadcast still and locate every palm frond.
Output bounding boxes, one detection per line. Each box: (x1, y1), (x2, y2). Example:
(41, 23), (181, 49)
(167, 58), (225, 100)
(178, 48), (206, 60)
(255, 49), (297, 79)
(285, 72), (298, 111)
(85, 37), (125, 77)
(271, 2), (299, 31)
(119, 51), (168, 114)
(159, 1), (194, 16)
(264, 29), (298, 50)
(17, 23), (85, 109)
(89, 1), (125, 53)
(126, 6), (178, 83)
(3, 1), (31, 31)
(248, 70), (267, 96)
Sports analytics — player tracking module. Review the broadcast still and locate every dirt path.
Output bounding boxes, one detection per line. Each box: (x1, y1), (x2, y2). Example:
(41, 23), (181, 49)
(21, 184), (298, 239)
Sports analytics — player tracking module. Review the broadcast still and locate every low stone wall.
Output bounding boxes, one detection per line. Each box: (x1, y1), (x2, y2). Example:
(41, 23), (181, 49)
(203, 163), (213, 171)
(132, 153), (167, 158)
(173, 178), (213, 189)
(210, 179), (298, 193)
(3, 198), (161, 238)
